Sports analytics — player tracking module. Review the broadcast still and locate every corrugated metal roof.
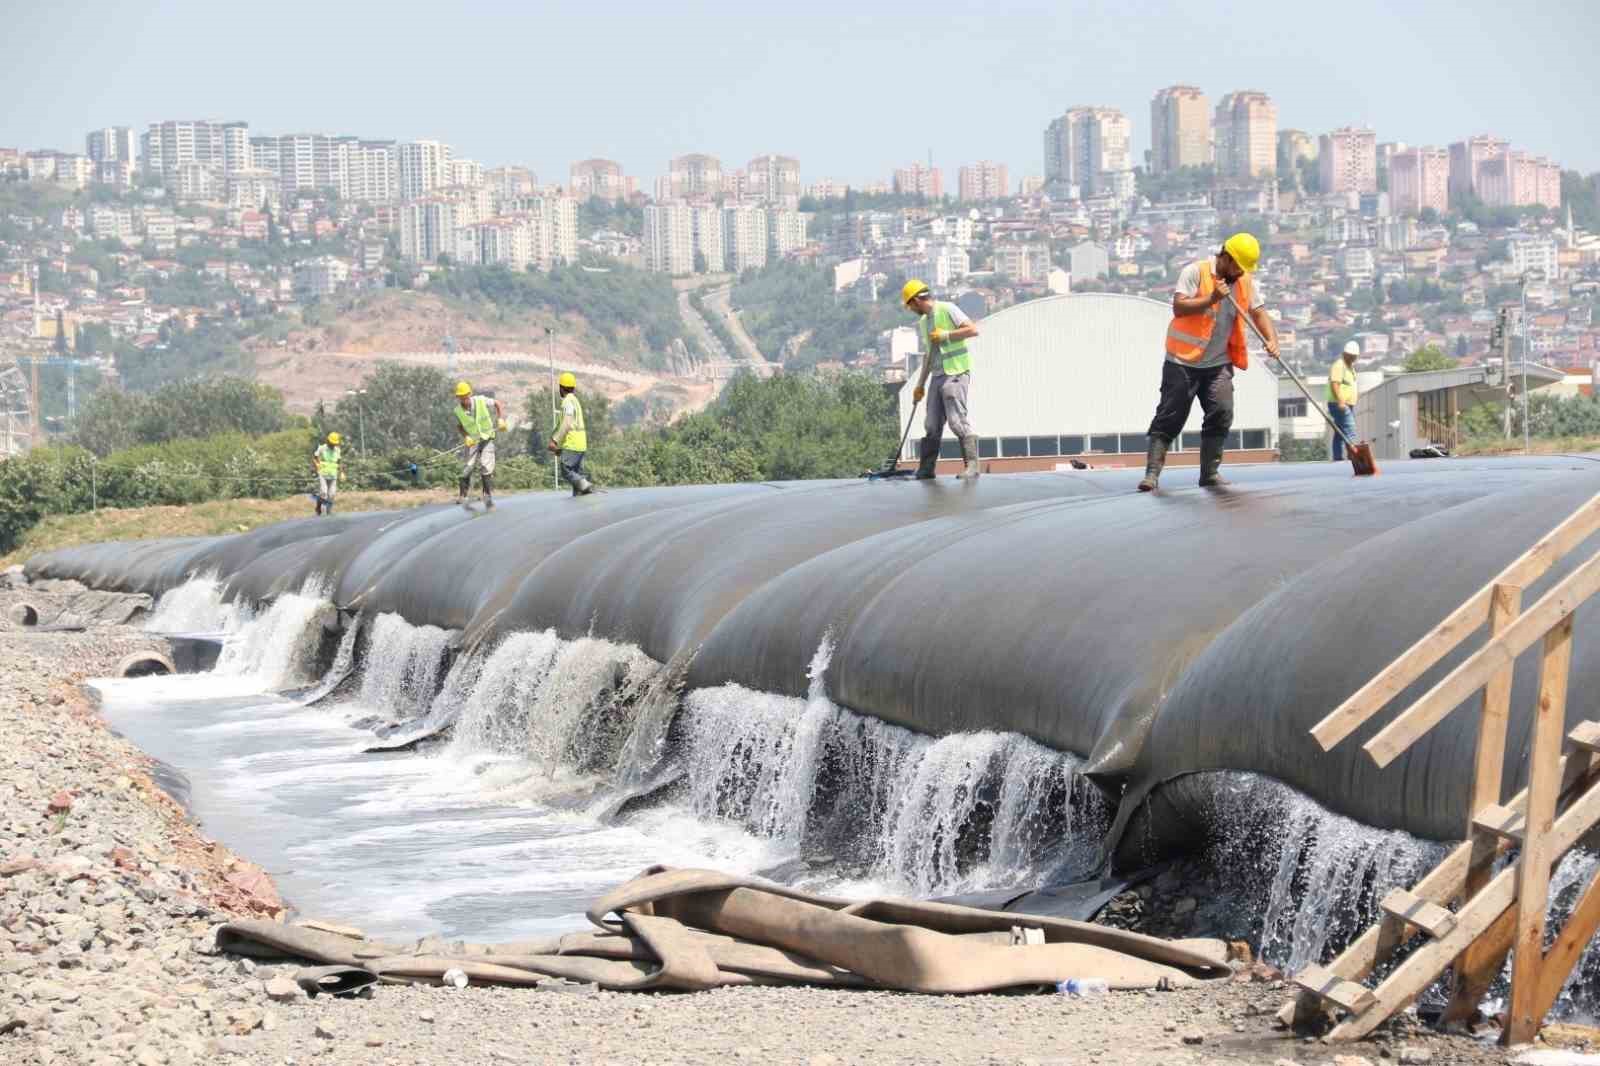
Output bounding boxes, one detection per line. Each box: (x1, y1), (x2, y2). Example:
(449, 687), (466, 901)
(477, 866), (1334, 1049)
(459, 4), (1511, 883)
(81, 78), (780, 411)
(900, 292), (1279, 440)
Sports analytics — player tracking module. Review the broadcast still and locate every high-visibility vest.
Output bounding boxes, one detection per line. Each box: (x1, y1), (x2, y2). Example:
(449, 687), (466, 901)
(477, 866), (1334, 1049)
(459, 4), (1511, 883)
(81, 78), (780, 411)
(1165, 260), (1253, 371)
(919, 301), (971, 376)
(315, 444), (340, 477)
(1327, 360), (1358, 405)
(453, 395), (495, 440)
(554, 394), (587, 452)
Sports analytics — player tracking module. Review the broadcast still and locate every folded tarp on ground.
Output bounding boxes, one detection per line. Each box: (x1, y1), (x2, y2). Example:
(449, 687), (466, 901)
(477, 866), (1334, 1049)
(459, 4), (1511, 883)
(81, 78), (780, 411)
(214, 866), (1232, 992)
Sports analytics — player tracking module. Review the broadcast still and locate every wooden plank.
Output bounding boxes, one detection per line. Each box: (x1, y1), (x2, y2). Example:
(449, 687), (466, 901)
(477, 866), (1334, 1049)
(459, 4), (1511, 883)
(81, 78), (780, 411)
(1472, 803), (1526, 841)
(1327, 751), (1600, 1042)
(1364, 553), (1600, 768)
(1443, 905), (1518, 1025)
(1569, 721), (1600, 752)
(1531, 852), (1600, 1029)
(1292, 963), (1375, 1013)
(1311, 493), (1600, 752)
(1380, 889), (1456, 938)
(1506, 615), (1576, 1046)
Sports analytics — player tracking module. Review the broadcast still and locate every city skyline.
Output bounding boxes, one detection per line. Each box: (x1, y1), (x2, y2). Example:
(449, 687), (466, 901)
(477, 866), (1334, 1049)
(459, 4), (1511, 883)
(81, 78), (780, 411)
(4, 0), (1597, 186)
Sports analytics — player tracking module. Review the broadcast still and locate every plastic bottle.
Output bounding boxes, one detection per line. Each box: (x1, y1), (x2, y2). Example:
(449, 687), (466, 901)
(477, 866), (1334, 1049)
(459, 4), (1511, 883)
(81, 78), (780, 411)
(442, 968), (468, 989)
(1055, 978), (1109, 997)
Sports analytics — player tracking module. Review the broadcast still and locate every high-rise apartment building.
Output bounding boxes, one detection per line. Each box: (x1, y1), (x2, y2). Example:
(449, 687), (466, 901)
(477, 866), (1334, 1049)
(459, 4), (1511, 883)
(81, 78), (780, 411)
(768, 209), (808, 257)
(1149, 86), (1210, 174)
(1448, 135), (1509, 204)
(893, 162), (944, 199)
(249, 136), (280, 177)
(399, 140), (454, 201)
(85, 127), (135, 166)
(1318, 127), (1377, 197)
(499, 195), (579, 267)
(746, 155), (800, 206)
(1213, 91), (1277, 179)
(1388, 146), (1449, 216)
(570, 158), (627, 201)
(667, 154), (723, 200)
(345, 141), (399, 204)
(1042, 107), (1131, 196)
(957, 161), (1009, 202)
(1277, 129), (1315, 171)
(450, 159), (483, 187)
(1477, 151), (1562, 210)
(140, 120), (236, 179)
(221, 122), (251, 174)
(722, 204), (769, 272)
(486, 166), (537, 200)
(1376, 141), (1407, 186)
(643, 202), (694, 274)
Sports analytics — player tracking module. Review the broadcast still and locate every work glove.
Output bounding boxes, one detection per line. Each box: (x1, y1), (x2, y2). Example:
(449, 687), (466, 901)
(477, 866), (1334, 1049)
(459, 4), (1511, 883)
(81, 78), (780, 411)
(928, 328), (948, 344)
(464, 436), (477, 448)
(547, 439), (560, 454)
(497, 418), (509, 432)
(912, 385), (925, 403)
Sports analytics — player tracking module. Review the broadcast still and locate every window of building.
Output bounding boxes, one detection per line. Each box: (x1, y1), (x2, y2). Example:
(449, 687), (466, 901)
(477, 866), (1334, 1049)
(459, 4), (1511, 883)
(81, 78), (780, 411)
(1059, 435), (1085, 455)
(1179, 432), (1203, 451)
(1029, 435), (1058, 457)
(1119, 433), (1148, 455)
(1225, 430), (1243, 450)
(1088, 434), (1119, 454)
(978, 437), (998, 459)
(1001, 437), (1028, 458)
(939, 438), (960, 460)
(1279, 398), (1308, 418)
(1242, 429), (1269, 450)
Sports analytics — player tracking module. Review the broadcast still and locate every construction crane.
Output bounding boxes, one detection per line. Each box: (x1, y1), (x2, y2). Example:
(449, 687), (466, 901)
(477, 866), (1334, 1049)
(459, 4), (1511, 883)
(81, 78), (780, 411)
(17, 356), (97, 441)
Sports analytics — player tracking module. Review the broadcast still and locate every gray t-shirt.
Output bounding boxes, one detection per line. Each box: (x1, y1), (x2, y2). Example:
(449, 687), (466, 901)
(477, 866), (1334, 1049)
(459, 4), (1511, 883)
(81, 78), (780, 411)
(1166, 261), (1264, 370)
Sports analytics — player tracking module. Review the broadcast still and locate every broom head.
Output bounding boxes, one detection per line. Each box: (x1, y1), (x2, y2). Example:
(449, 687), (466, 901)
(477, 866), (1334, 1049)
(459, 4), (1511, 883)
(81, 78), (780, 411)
(1347, 441), (1379, 477)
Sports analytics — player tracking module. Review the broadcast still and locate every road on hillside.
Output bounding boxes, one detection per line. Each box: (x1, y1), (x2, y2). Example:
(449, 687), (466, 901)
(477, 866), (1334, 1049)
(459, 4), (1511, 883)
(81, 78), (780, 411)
(700, 285), (773, 368)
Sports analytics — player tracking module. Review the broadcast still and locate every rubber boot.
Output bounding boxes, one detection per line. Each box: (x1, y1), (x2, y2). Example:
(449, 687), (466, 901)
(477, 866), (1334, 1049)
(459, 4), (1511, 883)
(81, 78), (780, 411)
(1198, 435), (1229, 486)
(1137, 437), (1169, 493)
(314, 496), (323, 516)
(957, 435), (981, 480)
(325, 498), (334, 515)
(481, 475), (494, 510)
(458, 476), (471, 506)
(914, 436), (938, 479)
(574, 476), (594, 496)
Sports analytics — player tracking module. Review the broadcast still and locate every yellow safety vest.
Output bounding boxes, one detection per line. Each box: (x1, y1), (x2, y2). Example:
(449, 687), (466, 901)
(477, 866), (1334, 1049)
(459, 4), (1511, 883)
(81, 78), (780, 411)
(315, 444), (340, 477)
(454, 395), (495, 440)
(919, 302), (971, 376)
(1327, 360), (1358, 405)
(554, 394), (587, 452)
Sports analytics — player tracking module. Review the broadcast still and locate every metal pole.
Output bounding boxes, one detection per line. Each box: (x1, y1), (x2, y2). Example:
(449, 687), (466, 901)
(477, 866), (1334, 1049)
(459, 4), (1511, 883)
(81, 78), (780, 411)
(1521, 275), (1530, 454)
(547, 326), (557, 490)
(359, 395), (366, 457)
(91, 456), (96, 513)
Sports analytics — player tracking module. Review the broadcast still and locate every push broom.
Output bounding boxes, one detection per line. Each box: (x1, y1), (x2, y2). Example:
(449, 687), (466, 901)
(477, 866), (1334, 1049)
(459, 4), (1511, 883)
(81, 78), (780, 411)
(1226, 290), (1378, 477)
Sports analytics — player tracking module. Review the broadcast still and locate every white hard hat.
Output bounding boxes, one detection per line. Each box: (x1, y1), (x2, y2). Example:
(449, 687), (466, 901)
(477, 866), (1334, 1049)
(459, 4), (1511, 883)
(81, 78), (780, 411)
(1342, 340), (1361, 357)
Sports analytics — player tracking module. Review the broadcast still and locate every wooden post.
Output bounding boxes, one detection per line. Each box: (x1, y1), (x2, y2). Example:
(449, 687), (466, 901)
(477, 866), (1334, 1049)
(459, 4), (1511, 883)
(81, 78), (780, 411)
(1528, 861), (1600, 1030)
(1505, 613), (1576, 1045)
(1445, 583), (1523, 1021)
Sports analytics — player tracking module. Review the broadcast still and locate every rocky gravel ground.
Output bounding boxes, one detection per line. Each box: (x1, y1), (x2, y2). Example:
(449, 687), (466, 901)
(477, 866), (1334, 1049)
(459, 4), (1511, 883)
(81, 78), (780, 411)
(0, 576), (1590, 1065)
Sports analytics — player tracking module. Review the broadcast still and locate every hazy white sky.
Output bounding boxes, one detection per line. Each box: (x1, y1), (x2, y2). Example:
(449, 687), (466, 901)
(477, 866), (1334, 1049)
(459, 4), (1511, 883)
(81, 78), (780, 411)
(4, 0), (1596, 182)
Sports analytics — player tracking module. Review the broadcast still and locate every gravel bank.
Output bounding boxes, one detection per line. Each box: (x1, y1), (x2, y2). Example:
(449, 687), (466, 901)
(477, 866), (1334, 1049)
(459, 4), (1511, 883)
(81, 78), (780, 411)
(0, 579), (1554, 1065)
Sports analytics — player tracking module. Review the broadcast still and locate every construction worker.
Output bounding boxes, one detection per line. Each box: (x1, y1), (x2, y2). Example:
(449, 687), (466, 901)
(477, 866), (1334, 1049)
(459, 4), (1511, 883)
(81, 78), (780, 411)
(310, 432), (340, 516)
(1138, 232), (1279, 492)
(1328, 340), (1360, 461)
(547, 371), (594, 496)
(452, 381), (506, 509)
(904, 280), (981, 480)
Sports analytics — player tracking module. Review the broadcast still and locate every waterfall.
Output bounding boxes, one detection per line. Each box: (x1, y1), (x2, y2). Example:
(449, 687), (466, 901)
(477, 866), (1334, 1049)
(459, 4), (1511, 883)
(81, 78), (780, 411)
(354, 612), (453, 719)
(212, 577), (334, 690)
(145, 573), (240, 634)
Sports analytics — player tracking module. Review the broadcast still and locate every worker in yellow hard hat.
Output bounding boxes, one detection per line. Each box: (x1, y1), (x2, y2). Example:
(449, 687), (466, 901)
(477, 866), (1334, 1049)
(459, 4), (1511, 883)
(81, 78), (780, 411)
(309, 431), (341, 516)
(452, 380), (507, 509)
(902, 279), (981, 480)
(1137, 232), (1279, 492)
(546, 371), (594, 496)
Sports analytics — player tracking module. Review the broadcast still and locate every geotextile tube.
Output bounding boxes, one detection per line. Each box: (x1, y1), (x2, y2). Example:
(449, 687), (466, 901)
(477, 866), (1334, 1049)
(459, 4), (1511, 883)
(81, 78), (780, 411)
(215, 866), (1232, 992)
(26, 458), (1600, 856)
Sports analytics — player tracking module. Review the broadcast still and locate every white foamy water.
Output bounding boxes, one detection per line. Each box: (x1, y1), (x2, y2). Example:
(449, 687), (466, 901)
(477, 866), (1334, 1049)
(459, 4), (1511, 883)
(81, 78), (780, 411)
(212, 577), (334, 690)
(145, 573), (240, 634)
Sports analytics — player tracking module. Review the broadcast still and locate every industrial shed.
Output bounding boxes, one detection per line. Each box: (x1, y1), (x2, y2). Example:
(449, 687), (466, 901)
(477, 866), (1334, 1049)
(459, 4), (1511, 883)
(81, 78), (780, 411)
(898, 292), (1280, 472)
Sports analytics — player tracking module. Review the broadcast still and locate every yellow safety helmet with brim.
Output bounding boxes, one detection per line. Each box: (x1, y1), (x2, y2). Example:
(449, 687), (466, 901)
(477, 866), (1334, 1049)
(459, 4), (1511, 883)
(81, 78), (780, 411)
(326, 431), (341, 445)
(454, 381), (472, 397)
(1222, 232), (1260, 273)
(558, 372), (577, 389)
(901, 279), (931, 307)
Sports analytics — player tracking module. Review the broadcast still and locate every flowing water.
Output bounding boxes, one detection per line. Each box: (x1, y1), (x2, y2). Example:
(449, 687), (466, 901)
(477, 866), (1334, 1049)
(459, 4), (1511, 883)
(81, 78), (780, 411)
(92, 577), (1106, 943)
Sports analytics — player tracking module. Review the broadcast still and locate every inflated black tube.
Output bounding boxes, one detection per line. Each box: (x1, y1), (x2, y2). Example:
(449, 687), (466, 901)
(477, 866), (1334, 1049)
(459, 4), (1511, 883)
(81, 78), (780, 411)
(481, 475), (1104, 663)
(222, 510), (425, 606)
(1121, 470), (1600, 848)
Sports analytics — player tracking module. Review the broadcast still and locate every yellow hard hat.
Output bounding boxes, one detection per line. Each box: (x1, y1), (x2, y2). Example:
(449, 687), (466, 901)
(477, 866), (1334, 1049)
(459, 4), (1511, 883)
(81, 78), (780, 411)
(454, 381), (471, 397)
(901, 279), (931, 307)
(326, 431), (341, 445)
(558, 371), (577, 389)
(1223, 232), (1261, 273)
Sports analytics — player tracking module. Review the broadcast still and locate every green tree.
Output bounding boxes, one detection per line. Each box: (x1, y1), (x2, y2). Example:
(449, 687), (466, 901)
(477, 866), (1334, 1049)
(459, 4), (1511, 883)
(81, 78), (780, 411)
(1402, 345), (1458, 373)
(321, 363), (463, 455)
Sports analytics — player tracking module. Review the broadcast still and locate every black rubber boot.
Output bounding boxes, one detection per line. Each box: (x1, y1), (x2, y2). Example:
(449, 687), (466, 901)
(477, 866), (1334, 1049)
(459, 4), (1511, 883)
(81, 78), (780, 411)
(957, 435), (980, 480)
(458, 476), (471, 505)
(574, 476), (594, 496)
(325, 499), (334, 515)
(1137, 437), (1169, 493)
(914, 436), (938, 480)
(481, 475), (494, 509)
(314, 498), (322, 516)
(1198, 435), (1229, 486)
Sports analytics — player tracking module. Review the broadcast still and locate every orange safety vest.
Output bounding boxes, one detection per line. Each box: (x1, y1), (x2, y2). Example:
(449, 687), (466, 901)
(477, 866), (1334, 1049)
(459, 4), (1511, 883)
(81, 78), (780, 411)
(1165, 259), (1253, 371)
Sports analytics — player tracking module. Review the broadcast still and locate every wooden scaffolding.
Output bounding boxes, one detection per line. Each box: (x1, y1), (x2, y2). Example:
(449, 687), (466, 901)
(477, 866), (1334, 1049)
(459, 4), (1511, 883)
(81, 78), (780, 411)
(1283, 493), (1600, 1044)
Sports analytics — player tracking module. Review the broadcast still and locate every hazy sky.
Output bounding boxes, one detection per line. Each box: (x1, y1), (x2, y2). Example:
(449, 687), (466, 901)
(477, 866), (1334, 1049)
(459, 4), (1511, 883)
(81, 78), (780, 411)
(5, 0), (1596, 184)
